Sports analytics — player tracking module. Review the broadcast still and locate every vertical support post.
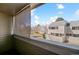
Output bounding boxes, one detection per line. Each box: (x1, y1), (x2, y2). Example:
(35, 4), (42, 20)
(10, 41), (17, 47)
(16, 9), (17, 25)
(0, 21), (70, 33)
(11, 16), (15, 35)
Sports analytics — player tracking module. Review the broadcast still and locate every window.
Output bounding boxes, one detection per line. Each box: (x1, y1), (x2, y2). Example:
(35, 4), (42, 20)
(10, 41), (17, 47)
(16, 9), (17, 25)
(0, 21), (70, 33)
(73, 34), (79, 37)
(66, 23), (70, 26)
(49, 27), (58, 29)
(31, 3), (79, 46)
(72, 26), (79, 30)
(55, 33), (59, 36)
(66, 33), (72, 36)
(50, 33), (64, 37)
(51, 33), (54, 35)
(72, 27), (75, 30)
(59, 33), (64, 36)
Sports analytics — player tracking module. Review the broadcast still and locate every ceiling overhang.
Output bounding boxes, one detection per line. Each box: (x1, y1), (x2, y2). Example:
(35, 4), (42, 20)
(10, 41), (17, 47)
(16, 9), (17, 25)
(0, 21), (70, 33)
(0, 3), (44, 16)
(0, 3), (29, 16)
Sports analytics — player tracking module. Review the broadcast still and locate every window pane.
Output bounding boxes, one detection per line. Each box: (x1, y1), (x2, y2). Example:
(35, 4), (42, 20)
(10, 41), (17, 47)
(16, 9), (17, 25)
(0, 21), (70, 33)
(31, 3), (79, 46)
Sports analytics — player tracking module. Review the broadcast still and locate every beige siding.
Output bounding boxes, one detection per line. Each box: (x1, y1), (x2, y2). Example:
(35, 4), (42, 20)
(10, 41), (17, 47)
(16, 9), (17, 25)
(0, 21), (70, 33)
(49, 26), (65, 33)
(49, 35), (63, 42)
(48, 21), (66, 42)
(68, 37), (79, 46)
(67, 21), (79, 45)
(70, 21), (79, 34)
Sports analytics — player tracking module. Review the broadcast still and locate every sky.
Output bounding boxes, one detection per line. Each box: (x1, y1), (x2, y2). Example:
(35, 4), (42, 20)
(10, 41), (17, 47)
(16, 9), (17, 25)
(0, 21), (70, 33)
(31, 3), (79, 27)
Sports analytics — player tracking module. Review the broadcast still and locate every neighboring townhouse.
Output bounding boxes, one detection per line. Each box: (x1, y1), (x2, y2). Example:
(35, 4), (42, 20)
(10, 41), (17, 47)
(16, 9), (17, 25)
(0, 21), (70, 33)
(48, 17), (79, 45)
(68, 21), (79, 45)
(48, 17), (69, 42)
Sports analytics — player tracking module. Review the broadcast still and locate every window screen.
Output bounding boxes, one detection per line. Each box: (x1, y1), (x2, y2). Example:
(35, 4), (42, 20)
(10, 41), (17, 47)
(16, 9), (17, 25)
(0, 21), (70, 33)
(14, 7), (31, 38)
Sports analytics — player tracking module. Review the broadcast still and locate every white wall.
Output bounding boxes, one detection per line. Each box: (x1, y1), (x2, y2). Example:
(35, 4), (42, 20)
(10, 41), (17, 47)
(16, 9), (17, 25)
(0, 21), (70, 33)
(0, 13), (12, 36)
(0, 13), (12, 53)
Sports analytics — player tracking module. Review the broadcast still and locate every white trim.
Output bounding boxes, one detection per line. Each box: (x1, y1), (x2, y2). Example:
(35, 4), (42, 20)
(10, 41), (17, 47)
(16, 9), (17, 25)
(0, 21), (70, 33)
(16, 4), (30, 15)
(11, 16), (15, 35)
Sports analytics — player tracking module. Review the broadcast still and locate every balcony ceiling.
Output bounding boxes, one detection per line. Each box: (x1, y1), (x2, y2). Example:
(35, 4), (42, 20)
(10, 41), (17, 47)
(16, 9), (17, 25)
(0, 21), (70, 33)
(0, 3), (29, 16)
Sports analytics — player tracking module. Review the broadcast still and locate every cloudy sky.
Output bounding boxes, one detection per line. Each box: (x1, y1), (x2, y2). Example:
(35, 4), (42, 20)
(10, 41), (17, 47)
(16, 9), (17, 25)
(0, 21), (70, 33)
(31, 3), (79, 27)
